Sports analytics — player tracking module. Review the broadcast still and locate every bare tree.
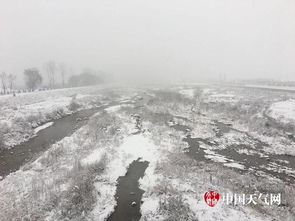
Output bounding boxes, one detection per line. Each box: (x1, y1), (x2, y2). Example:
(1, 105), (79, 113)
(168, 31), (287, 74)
(59, 63), (67, 88)
(24, 68), (42, 90)
(44, 61), (57, 88)
(8, 74), (16, 91)
(0, 72), (7, 94)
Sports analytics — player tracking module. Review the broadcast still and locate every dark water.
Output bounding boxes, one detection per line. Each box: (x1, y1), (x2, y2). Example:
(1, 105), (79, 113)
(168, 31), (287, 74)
(0, 107), (103, 177)
(171, 124), (191, 133)
(172, 121), (295, 184)
(213, 120), (231, 137)
(216, 145), (295, 183)
(108, 159), (149, 221)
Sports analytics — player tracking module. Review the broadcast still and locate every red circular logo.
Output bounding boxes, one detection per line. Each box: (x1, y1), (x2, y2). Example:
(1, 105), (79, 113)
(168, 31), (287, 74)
(204, 190), (220, 207)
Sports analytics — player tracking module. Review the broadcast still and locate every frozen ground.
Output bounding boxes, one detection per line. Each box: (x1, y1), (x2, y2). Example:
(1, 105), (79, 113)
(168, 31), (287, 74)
(0, 86), (108, 149)
(0, 85), (294, 221)
(245, 84), (295, 91)
(266, 99), (295, 124)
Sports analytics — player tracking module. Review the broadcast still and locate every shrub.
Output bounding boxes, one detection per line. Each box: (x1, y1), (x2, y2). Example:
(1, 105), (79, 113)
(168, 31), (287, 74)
(38, 143), (66, 167)
(68, 98), (81, 112)
(159, 194), (197, 221)
(88, 112), (121, 142)
(0, 129), (6, 151)
(284, 185), (295, 213)
(59, 157), (106, 220)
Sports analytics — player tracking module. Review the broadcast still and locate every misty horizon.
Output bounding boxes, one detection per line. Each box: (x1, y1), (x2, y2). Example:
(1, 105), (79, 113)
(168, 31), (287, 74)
(1, 0), (295, 86)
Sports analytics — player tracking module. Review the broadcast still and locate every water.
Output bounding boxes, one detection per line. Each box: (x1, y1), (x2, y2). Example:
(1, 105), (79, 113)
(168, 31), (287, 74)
(108, 159), (149, 221)
(172, 121), (295, 183)
(0, 107), (103, 177)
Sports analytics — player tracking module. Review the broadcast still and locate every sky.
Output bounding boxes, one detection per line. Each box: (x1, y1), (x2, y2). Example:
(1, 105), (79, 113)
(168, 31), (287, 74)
(0, 0), (295, 85)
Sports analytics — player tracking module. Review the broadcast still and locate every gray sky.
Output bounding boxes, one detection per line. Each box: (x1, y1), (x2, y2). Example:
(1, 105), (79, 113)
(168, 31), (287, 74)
(0, 0), (295, 85)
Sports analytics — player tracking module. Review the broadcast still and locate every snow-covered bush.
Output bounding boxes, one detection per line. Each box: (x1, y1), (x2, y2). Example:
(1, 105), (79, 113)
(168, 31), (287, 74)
(38, 143), (66, 167)
(68, 97), (81, 112)
(58, 158), (106, 220)
(88, 112), (122, 143)
(284, 185), (295, 214)
(159, 194), (197, 221)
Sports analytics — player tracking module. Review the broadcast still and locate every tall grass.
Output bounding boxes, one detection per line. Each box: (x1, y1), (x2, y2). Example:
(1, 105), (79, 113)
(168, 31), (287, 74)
(159, 194), (197, 221)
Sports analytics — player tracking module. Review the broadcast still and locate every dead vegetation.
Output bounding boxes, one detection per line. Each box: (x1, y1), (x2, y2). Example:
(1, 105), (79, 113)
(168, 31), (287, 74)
(145, 116), (295, 220)
(0, 110), (124, 221)
(57, 157), (107, 220)
(159, 194), (197, 221)
(68, 97), (81, 112)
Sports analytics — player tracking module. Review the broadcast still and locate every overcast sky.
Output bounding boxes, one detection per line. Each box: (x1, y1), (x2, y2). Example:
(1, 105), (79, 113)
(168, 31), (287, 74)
(0, 0), (294, 84)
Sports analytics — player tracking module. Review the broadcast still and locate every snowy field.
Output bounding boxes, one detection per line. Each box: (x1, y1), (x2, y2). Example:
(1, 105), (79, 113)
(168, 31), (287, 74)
(0, 85), (294, 221)
(266, 99), (295, 124)
(0, 86), (110, 148)
(245, 84), (295, 92)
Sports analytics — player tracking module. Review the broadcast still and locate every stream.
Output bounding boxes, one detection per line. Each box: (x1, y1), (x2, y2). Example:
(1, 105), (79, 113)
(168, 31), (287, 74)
(108, 159), (149, 221)
(0, 106), (107, 177)
(173, 120), (295, 184)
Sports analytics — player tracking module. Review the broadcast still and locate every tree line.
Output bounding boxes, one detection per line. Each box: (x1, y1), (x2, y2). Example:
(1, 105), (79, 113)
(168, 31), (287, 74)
(0, 73), (16, 94)
(1, 61), (105, 94)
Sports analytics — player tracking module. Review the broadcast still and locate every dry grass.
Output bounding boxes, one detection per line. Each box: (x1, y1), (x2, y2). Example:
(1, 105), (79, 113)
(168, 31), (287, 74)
(159, 194), (198, 221)
(284, 185), (295, 214)
(88, 111), (122, 142)
(68, 97), (81, 112)
(58, 158), (106, 220)
(38, 143), (66, 167)
(0, 110), (122, 221)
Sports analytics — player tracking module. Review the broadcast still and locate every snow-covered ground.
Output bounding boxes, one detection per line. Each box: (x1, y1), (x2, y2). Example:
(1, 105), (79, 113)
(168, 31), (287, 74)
(266, 99), (295, 124)
(34, 121), (54, 133)
(0, 86), (106, 148)
(245, 84), (295, 91)
(179, 89), (195, 98)
(0, 85), (294, 221)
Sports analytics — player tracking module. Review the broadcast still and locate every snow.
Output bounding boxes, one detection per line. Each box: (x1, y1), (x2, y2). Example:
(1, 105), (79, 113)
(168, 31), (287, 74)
(0, 85), (105, 148)
(179, 89), (195, 98)
(246, 84), (295, 91)
(91, 134), (161, 220)
(141, 198), (159, 212)
(105, 105), (122, 113)
(203, 149), (228, 163)
(119, 135), (157, 161)
(205, 91), (239, 103)
(34, 121), (54, 133)
(0, 106), (127, 221)
(91, 182), (117, 220)
(105, 104), (134, 113)
(81, 148), (105, 166)
(210, 93), (235, 98)
(224, 162), (245, 170)
(0, 85), (293, 220)
(186, 195), (269, 221)
(267, 99), (295, 123)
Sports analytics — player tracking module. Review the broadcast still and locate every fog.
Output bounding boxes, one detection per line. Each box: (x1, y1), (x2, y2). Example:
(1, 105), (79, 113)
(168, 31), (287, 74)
(1, 0), (295, 85)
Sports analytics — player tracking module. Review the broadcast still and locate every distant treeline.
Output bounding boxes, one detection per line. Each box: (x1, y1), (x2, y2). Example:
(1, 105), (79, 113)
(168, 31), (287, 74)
(68, 71), (104, 87)
(237, 79), (295, 87)
(1, 62), (107, 95)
